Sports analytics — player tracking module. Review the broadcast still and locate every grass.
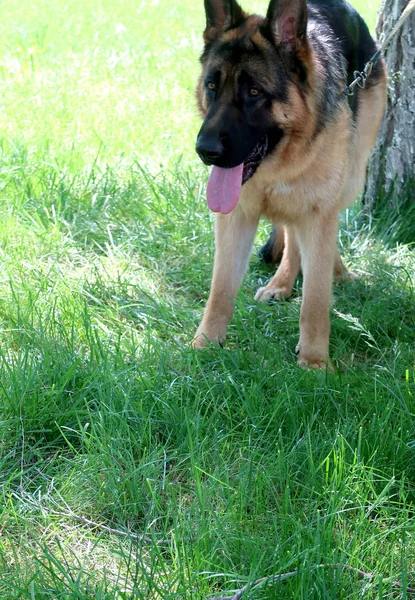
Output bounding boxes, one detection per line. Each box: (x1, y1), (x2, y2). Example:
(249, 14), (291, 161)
(0, 0), (414, 598)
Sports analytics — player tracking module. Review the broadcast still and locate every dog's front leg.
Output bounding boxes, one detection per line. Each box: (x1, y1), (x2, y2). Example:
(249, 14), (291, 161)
(295, 214), (338, 369)
(193, 207), (259, 348)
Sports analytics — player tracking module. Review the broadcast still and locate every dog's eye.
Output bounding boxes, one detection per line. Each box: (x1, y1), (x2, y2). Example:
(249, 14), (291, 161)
(207, 82), (216, 91)
(249, 87), (260, 97)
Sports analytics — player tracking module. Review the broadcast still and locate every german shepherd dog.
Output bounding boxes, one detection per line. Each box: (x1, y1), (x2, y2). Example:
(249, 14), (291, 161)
(193, 0), (386, 368)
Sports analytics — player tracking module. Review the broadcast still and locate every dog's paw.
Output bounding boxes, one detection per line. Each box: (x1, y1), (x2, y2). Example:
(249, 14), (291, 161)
(192, 336), (208, 349)
(192, 330), (225, 349)
(297, 357), (333, 371)
(295, 344), (333, 371)
(255, 285), (290, 302)
(334, 268), (359, 284)
(344, 270), (358, 281)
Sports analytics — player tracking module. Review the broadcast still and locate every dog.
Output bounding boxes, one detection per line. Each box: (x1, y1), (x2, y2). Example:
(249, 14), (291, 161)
(193, 0), (386, 368)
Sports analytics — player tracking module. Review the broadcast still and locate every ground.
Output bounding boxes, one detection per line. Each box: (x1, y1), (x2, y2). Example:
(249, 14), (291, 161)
(0, 1), (414, 598)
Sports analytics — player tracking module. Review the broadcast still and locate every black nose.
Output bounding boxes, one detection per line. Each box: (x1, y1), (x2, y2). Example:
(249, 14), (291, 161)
(196, 134), (224, 165)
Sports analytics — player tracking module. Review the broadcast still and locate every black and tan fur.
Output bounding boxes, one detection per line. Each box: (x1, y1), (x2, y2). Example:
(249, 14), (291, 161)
(193, 0), (386, 368)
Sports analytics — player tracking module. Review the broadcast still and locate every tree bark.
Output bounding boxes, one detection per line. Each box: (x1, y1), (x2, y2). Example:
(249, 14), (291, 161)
(364, 0), (415, 209)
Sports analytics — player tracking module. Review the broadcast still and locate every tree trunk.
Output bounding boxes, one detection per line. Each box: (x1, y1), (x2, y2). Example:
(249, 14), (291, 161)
(364, 0), (415, 210)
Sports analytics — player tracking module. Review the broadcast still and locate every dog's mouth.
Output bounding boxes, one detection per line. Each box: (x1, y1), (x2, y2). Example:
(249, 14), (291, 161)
(206, 136), (269, 214)
(242, 136), (269, 185)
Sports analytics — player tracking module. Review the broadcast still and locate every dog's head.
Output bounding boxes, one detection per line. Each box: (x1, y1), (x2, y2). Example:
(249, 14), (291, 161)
(196, 0), (312, 213)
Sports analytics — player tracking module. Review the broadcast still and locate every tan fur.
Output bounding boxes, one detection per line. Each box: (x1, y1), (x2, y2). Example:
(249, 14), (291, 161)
(193, 34), (387, 368)
(341, 80), (388, 209)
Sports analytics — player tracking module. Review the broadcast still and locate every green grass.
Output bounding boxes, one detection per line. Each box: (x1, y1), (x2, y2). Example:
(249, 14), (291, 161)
(1, 0), (414, 598)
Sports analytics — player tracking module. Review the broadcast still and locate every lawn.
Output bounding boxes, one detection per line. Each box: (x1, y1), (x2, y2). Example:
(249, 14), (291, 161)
(0, 0), (414, 598)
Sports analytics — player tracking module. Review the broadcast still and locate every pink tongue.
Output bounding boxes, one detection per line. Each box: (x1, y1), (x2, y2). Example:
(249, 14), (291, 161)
(206, 163), (244, 214)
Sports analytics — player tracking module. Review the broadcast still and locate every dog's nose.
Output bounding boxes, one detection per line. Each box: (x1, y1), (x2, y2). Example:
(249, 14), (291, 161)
(196, 135), (224, 165)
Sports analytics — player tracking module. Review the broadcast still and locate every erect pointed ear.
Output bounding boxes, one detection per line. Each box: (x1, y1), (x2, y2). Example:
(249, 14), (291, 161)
(203, 0), (246, 43)
(266, 0), (308, 48)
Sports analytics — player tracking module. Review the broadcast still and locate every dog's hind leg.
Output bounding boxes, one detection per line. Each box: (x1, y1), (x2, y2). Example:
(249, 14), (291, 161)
(258, 226), (285, 264)
(334, 249), (358, 283)
(255, 226), (301, 301)
(193, 206), (260, 348)
(260, 226), (357, 286)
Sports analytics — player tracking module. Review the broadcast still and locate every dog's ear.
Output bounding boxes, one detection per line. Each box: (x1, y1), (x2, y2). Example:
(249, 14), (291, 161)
(266, 0), (308, 48)
(203, 0), (245, 43)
